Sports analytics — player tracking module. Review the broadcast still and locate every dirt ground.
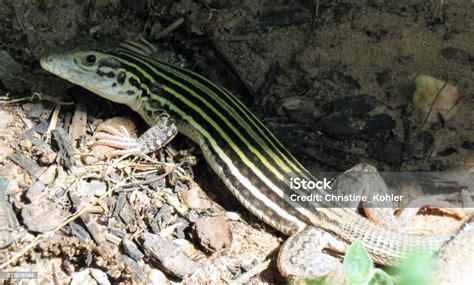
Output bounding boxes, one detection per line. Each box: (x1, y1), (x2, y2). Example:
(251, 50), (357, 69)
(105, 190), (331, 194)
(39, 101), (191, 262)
(0, 0), (473, 284)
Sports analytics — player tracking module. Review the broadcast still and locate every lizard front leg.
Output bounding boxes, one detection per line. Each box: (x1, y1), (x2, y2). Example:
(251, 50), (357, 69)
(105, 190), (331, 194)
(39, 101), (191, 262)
(94, 114), (178, 156)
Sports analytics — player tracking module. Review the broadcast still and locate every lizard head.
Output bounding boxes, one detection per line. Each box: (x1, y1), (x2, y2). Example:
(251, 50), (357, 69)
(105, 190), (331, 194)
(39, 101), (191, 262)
(40, 41), (144, 110)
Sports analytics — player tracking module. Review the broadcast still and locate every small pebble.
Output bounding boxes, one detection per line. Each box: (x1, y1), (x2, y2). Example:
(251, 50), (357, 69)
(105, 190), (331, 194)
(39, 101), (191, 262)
(193, 216), (232, 252)
(179, 186), (211, 209)
(142, 232), (198, 278)
(70, 269), (95, 285)
(19, 140), (33, 150)
(413, 74), (459, 122)
(21, 103), (34, 111)
(122, 238), (144, 261)
(0, 110), (14, 131)
(22, 200), (62, 232)
(0, 143), (14, 163)
(38, 165), (57, 185)
(34, 121), (49, 135)
(225, 212), (241, 221)
(69, 222), (92, 241)
(121, 255), (148, 282)
(27, 103), (44, 119)
(26, 181), (45, 202)
(147, 268), (169, 285)
(90, 268), (110, 285)
(38, 148), (57, 165)
(77, 179), (107, 196)
(82, 155), (99, 165)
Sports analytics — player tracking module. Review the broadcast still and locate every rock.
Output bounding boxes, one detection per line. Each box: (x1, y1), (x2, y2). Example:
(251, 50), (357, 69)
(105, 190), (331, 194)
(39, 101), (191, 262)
(70, 269), (96, 285)
(178, 185), (211, 209)
(69, 222), (92, 241)
(38, 147), (57, 165)
(318, 95), (395, 140)
(77, 179), (107, 197)
(148, 174), (166, 190)
(142, 232), (198, 279)
(147, 268), (169, 285)
(319, 113), (395, 140)
(27, 103), (44, 119)
(82, 155), (99, 165)
(122, 238), (144, 261)
(331, 95), (379, 116)
(38, 165), (57, 185)
(0, 110), (14, 131)
(321, 70), (361, 91)
(121, 255), (148, 283)
(413, 74), (459, 122)
(9, 152), (44, 179)
(0, 142), (14, 163)
(22, 200), (62, 233)
(26, 181), (45, 202)
(119, 201), (136, 225)
(280, 96), (323, 124)
(192, 216), (232, 252)
(34, 121), (49, 135)
(19, 140), (33, 150)
(90, 268), (110, 285)
(0, 179), (22, 248)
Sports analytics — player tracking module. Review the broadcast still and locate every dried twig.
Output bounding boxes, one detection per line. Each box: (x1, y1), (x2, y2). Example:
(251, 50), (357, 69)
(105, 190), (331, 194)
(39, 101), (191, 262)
(0, 92), (73, 106)
(230, 259), (271, 284)
(154, 17), (184, 39)
(421, 79), (448, 129)
(0, 176), (127, 269)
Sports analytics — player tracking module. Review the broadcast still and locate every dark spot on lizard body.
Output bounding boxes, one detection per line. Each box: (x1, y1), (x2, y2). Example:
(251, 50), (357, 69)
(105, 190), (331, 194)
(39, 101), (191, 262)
(129, 77), (140, 89)
(97, 70), (115, 78)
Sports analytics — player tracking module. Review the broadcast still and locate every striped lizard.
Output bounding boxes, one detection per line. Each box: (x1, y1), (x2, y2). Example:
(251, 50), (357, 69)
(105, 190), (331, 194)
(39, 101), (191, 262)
(39, 40), (459, 277)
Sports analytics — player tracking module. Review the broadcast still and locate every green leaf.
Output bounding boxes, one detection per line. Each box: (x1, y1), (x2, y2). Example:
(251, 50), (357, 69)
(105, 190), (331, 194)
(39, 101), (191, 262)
(306, 279), (324, 285)
(368, 269), (394, 285)
(398, 252), (435, 285)
(343, 240), (374, 285)
(287, 278), (324, 285)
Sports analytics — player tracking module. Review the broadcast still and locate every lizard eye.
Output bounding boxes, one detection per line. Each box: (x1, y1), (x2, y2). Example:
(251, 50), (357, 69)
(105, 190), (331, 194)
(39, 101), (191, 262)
(84, 54), (97, 65)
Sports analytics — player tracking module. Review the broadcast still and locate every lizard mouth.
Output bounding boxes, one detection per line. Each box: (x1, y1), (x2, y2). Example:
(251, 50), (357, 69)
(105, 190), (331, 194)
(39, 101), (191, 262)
(39, 54), (55, 72)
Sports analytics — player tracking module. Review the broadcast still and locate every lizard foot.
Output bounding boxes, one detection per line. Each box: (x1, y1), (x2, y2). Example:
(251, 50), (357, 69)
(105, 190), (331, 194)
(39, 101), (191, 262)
(93, 116), (179, 156)
(277, 226), (348, 280)
(93, 125), (142, 156)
